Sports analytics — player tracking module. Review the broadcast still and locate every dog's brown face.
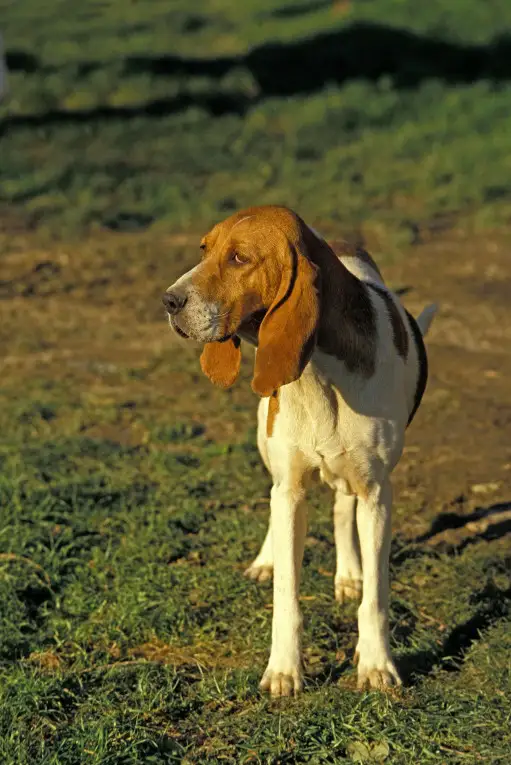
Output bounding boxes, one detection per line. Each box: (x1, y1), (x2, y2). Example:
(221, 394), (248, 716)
(164, 208), (283, 344)
(163, 205), (321, 396)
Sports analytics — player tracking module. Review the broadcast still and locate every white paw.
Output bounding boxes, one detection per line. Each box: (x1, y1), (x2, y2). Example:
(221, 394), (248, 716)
(335, 577), (362, 603)
(355, 651), (402, 690)
(244, 562), (273, 582)
(260, 663), (303, 697)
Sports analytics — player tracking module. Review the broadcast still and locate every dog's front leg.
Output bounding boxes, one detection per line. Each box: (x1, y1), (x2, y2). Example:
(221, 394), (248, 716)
(355, 479), (401, 689)
(259, 479), (307, 697)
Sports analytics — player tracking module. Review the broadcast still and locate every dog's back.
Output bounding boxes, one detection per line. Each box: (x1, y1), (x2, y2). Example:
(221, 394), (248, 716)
(327, 236), (437, 427)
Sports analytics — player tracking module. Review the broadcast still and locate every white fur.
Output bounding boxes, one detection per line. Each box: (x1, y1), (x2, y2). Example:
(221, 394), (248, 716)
(166, 266), (224, 342)
(416, 303), (438, 336)
(251, 240), (437, 696)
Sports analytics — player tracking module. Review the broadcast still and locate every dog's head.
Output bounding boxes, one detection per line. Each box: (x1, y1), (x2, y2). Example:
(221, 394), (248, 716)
(163, 205), (321, 397)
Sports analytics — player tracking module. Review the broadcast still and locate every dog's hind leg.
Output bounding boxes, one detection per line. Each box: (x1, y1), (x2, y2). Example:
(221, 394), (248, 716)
(332, 481), (363, 603)
(244, 399), (274, 582)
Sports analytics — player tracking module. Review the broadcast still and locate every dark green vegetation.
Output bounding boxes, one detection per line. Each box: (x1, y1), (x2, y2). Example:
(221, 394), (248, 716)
(1, 1), (511, 763)
(2, 0), (511, 240)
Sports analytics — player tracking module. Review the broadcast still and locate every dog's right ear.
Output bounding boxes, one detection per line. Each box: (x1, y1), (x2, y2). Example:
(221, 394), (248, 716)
(200, 336), (242, 388)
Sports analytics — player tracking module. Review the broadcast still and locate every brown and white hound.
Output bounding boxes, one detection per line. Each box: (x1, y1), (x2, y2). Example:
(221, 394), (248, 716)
(163, 205), (436, 696)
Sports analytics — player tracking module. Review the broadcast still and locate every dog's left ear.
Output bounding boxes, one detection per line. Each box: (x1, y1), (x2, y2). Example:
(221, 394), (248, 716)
(252, 242), (321, 398)
(200, 336), (242, 388)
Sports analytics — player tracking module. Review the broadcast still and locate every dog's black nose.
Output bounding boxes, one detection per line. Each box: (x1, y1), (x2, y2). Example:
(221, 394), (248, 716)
(162, 291), (187, 315)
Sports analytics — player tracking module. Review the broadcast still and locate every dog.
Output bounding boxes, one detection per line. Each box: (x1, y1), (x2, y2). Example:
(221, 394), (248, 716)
(163, 205), (436, 696)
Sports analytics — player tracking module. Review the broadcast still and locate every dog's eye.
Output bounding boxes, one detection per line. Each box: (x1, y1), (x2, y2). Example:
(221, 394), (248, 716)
(231, 252), (248, 265)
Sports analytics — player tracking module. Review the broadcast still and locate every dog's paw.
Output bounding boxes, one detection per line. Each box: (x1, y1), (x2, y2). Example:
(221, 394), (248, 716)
(260, 665), (303, 697)
(335, 577), (362, 603)
(244, 562), (273, 582)
(355, 652), (402, 690)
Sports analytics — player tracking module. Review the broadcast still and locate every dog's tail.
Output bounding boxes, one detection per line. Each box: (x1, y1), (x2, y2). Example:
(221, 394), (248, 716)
(415, 303), (438, 337)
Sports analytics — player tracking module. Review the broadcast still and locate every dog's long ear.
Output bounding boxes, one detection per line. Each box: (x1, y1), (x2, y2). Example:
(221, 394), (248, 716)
(200, 336), (242, 388)
(252, 243), (320, 398)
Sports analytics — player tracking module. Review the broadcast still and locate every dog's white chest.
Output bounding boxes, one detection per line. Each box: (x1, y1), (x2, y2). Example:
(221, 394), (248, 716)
(269, 354), (405, 491)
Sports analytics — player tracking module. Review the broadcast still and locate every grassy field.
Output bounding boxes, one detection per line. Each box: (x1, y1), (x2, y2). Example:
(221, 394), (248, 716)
(2, 0), (511, 240)
(1, 1), (511, 763)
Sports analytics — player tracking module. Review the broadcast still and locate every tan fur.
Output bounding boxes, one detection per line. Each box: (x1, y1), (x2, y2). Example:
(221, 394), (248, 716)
(200, 336), (241, 388)
(196, 207), (323, 396)
(251, 240), (320, 397)
(266, 390), (280, 437)
(195, 207), (377, 392)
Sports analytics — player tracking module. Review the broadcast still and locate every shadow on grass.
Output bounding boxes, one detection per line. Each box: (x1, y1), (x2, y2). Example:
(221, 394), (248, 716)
(391, 502), (511, 684)
(392, 501), (511, 567)
(399, 579), (511, 683)
(266, 0), (332, 20)
(415, 501), (511, 544)
(4, 22), (511, 129)
(307, 652), (354, 688)
(0, 92), (250, 135)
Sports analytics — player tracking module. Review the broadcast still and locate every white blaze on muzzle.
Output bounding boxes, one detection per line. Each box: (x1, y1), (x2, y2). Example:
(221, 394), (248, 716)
(163, 265), (223, 343)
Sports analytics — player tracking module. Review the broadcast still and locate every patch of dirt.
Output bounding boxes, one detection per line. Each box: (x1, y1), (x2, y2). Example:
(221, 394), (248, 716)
(0, 225), (510, 546)
(27, 650), (62, 672)
(385, 231), (511, 538)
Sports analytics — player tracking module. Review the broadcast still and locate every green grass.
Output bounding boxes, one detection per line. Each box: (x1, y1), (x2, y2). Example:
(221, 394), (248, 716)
(2, 0), (511, 239)
(0, 377), (509, 763)
(0, 381), (511, 765)
(1, 1), (511, 761)
(3, 0), (511, 62)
